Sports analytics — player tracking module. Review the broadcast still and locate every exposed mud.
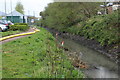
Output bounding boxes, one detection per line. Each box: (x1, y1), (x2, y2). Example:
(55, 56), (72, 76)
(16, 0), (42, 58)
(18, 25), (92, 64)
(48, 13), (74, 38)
(45, 27), (119, 78)
(45, 27), (119, 63)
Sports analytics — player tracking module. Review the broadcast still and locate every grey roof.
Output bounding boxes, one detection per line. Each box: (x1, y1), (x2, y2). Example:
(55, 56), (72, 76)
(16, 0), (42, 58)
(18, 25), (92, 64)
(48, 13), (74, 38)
(0, 11), (6, 16)
(7, 10), (24, 16)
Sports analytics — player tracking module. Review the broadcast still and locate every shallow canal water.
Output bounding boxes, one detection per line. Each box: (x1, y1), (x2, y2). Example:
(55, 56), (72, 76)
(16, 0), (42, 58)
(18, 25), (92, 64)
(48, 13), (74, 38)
(58, 36), (118, 78)
(46, 27), (118, 78)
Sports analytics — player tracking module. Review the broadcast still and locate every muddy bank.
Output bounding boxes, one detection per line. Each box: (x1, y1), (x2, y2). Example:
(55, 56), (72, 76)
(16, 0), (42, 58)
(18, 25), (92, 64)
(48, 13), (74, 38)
(44, 27), (119, 63)
(61, 32), (119, 63)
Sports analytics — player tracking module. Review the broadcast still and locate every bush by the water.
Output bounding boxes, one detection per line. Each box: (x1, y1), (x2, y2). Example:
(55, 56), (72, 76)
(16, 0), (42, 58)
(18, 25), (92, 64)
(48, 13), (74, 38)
(10, 23), (29, 31)
(70, 11), (119, 46)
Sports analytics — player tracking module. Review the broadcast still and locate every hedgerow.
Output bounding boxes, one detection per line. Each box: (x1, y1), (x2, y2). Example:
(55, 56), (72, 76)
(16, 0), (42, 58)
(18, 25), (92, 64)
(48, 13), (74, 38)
(10, 23), (29, 31)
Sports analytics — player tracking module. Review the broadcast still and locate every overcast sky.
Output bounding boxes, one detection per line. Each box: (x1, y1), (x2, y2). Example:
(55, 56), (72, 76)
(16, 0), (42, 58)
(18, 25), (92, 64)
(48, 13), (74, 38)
(0, 0), (53, 17)
(0, 0), (118, 17)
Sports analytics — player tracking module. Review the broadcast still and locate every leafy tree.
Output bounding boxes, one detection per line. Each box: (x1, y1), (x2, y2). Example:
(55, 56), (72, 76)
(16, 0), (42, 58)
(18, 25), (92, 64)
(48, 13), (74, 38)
(40, 2), (101, 30)
(15, 1), (24, 14)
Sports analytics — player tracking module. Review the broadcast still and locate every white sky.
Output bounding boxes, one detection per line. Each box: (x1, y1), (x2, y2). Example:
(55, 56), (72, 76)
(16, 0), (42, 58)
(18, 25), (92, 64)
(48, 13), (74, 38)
(0, 0), (54, 17)
(0, 0), (118, 17)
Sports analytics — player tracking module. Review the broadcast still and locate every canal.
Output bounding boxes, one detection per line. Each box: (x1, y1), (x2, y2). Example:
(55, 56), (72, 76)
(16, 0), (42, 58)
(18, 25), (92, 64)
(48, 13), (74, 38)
(46, 27), (118, 78)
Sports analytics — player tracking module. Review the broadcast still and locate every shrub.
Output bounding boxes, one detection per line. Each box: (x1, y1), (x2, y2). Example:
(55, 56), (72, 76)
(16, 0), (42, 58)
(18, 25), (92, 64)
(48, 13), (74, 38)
(14, 23), (28, 26)
(78, 11), (119, 46)
(67, 26), (80, 35)
(10, 24), (29, 31)
(60, 11), (119, 46)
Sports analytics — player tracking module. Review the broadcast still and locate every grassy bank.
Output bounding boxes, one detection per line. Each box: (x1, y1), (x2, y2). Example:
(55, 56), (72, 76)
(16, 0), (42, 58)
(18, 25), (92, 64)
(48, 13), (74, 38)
(2, 27), (84, 78)
(0, 31), (22, 37)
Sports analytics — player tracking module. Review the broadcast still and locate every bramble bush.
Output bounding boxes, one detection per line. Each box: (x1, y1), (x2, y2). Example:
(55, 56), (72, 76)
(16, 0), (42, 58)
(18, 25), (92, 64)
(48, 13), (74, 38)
(65, 11), (119, 46)
(79, 11), (119, 46)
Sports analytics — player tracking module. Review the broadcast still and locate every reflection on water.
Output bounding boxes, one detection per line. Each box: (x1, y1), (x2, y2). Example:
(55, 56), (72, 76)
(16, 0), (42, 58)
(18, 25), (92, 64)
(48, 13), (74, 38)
(85, 66), (118, 78)
(57, 36), (118, 78)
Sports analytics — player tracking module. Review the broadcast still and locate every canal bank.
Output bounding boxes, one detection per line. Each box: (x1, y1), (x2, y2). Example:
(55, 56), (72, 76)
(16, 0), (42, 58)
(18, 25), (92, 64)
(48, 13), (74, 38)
(45, 27), (119, 63)
(44, 27), (119, 78)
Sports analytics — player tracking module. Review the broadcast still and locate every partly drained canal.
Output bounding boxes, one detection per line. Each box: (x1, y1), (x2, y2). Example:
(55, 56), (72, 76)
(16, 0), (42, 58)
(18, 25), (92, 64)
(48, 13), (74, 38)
(47, 28), (118, 78)
(59, 36), (118, 78)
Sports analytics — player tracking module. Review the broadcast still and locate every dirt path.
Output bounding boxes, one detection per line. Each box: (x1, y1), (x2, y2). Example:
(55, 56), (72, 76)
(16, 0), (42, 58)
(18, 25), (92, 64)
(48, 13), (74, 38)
(0, 27), (36, 44)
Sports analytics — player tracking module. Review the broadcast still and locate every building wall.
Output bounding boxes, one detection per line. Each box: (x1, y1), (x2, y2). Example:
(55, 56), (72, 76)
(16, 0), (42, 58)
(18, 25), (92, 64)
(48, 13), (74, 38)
(6, 16), (26, 23)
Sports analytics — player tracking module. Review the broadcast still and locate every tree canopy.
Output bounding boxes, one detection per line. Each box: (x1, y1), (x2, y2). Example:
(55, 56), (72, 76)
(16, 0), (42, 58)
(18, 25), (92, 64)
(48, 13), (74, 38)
(15, 2), (24, 14)
(40, 2), (101, 29)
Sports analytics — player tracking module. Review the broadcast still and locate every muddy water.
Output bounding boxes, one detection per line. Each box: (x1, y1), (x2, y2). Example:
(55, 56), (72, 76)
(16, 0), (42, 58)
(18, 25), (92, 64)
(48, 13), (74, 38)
(57, 36), (118, 78)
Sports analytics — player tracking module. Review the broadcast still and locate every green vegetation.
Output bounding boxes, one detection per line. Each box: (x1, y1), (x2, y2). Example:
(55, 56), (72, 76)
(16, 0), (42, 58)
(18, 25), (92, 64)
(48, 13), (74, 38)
(14, 23), (28, 26)
(2, 27), (84, 78)
(39, 2), (119, 53)
(10, 23), (29, 31)
(0, 23), (29, 37)
(15, 1), (24, 14)
(67, 11), (119, 46)
(40, 2), (101, 30)
(0, 31), (22, 37)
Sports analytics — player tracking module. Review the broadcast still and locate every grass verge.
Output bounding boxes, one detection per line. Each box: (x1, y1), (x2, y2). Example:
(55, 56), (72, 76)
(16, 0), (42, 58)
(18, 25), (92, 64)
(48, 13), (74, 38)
(2, 27), (84, 78)
(0, 31), (22, 37)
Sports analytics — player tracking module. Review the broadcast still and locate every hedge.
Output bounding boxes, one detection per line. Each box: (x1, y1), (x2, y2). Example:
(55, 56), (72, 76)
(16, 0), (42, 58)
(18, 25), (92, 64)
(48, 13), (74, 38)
(10, 24), (29, 31)
(14, 23), (28, 26)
